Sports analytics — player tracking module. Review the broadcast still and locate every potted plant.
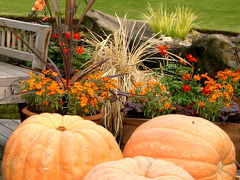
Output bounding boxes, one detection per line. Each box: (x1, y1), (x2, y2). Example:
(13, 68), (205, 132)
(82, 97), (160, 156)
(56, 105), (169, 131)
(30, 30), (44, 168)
(5, 0), (120, 123)
(20, 70), (117, 123)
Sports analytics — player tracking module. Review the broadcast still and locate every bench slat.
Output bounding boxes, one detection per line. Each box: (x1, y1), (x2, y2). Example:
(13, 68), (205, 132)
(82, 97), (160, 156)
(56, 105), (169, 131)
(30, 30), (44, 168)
(0, 17), (51, 32)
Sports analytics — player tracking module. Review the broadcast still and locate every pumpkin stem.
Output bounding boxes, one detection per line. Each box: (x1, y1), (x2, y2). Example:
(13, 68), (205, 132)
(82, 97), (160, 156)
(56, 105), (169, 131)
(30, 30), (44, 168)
(56, 126), (66, 131)
(217, 162), (223, 172)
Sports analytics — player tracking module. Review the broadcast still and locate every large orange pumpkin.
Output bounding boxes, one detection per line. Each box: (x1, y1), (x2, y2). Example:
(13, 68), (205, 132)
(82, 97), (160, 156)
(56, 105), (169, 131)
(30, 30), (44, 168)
(2, 113), (123, 180)
(123, 114), (237, 180)
(83, 156), (195, 180)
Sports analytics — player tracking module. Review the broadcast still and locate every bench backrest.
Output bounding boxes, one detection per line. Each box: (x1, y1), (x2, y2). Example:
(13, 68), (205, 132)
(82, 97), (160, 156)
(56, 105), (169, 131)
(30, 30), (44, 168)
(0, 17), (52, 69)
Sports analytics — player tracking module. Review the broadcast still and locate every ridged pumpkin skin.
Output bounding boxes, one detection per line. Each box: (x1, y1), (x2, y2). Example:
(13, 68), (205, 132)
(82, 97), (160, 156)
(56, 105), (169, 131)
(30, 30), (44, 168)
(83, 156), (195, 180)
(123, 114), (237, 180)
(2, 113), (123, 180)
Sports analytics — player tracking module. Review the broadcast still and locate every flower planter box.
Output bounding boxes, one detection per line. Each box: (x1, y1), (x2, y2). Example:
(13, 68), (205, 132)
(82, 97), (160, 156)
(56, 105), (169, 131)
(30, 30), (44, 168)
(122, 117), (240, 165)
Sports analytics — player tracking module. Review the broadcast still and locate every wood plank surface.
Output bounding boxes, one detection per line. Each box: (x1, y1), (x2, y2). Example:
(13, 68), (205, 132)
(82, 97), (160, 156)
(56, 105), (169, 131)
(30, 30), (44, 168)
(0, 119), (20, 178)
(0, 62), (30, 86)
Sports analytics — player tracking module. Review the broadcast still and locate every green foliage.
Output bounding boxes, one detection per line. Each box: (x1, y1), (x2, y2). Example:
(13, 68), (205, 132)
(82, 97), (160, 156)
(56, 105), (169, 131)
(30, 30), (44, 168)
(141, 4), (199, 39)
(124, 81), (173, 119)
(48, 38), (93, 70)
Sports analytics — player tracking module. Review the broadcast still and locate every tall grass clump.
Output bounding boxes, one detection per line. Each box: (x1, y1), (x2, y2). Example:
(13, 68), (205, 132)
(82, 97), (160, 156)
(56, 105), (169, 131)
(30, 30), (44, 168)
(141, 4), (199, 39)
(86, 17), (161, 139)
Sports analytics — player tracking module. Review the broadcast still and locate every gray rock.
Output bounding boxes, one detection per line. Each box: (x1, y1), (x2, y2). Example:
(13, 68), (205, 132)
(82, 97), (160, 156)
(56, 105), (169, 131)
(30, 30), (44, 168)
(84, 10), (153, 38)
(191, 34), (240, 76)
(236, 34), (240, 44)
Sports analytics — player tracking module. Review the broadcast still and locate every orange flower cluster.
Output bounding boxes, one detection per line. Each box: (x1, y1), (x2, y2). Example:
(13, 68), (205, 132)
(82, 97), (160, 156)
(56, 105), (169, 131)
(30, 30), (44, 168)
(127, 81), (173, 118)
(21, 70), (118, 116)
(201, 72), (235, 103)
(32, 0), (46, 11)
(216, 69), (240, 82)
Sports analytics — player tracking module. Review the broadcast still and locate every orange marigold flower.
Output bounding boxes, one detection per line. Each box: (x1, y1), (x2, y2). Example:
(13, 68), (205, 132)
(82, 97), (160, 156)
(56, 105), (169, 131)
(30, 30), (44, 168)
(157, 45), (168, 56)
(36, 91), (42, 96)
(182, 74), (191, 80)
(134, 82), (143, 87)
(52, 72), (58, 77)
(63, 48), (68, 54)
(32, 0), (46, 11)
(129, 89), (135, 94)
(65, 32), (71, 39)
(163, 102), (171, 109)
(41, 16), (50, 21)
(159, 85), (166, 92)
(59, 42), (66, 47)
(35, 84), (42, 89)
(51, 33), (58, 38)
(75, 46), (84, 54)
(193, 75), (201, 81)
(225, 103), (231, 108)
(186, 54), (198, 63)
(198, 101), (205, 107)
(73, 33), (81, 40)
(43, 101), (49, 105)
(140, 98), (146, 102)
(202, 87), (211, 95)
(140, 87), (148, 95)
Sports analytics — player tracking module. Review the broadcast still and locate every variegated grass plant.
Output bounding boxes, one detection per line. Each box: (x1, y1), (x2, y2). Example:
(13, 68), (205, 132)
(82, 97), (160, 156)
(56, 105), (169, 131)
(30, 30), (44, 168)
(141, 4), (199, 39)
(86, 17), (162, 139)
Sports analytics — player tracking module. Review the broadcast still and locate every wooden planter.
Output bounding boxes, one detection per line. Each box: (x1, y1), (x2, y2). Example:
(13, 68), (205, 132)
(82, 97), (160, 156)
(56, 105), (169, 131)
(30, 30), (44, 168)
(122, 117), (240, 165)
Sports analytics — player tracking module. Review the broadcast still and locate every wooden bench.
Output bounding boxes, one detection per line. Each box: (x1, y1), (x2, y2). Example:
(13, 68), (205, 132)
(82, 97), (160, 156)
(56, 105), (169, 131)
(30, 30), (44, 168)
(0, 17), (52, 104)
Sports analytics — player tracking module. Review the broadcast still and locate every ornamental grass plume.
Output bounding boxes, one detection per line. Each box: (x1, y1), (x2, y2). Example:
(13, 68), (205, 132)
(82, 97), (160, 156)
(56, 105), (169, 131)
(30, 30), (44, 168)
(86, 17), (162, 137)
(141, 3), (199, 39)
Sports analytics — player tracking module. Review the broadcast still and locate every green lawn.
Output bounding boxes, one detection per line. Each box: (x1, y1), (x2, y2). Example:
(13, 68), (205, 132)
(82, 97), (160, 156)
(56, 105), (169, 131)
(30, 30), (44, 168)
(0, 0), (240, 33)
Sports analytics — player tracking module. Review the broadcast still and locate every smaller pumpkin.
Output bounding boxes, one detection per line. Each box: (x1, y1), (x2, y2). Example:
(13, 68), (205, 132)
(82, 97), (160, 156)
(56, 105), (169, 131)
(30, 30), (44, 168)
(83, 156), (195, 180)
